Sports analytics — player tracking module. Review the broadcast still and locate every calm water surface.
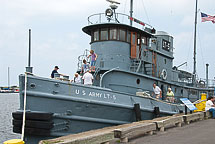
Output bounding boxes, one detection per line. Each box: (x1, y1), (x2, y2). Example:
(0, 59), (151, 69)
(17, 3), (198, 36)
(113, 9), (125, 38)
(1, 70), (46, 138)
(0, 93), (20, 143)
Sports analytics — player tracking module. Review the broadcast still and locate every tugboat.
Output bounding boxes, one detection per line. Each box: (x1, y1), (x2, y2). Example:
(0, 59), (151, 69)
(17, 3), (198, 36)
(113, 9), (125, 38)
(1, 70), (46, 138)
(12, 0), (214, 143)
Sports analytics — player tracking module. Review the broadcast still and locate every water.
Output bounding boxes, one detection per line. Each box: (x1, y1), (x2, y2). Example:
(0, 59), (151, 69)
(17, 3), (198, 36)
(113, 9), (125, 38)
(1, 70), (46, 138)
(0, 93), (20, 143)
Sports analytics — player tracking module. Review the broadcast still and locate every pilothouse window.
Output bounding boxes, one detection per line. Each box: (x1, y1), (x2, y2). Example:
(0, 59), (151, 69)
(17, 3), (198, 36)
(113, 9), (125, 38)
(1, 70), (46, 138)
(91, 28), (133, 43)
(101, 29), (108, 40)
(127, 31), (131, 43)
(94, 31), (99, 41)
(110, 28), (117, 40)
(119, 29), (126, 41)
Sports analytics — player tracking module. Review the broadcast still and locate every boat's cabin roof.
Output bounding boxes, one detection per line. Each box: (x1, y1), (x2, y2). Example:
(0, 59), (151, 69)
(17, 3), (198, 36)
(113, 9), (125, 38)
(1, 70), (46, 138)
(83, 23), (155, 44)
(83, 23), (154, 36)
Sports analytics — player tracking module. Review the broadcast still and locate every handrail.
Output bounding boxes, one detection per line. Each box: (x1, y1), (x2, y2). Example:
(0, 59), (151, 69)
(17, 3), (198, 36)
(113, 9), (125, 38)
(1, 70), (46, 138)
(87, 12), (153, 29)
(100, 67), (119, 87)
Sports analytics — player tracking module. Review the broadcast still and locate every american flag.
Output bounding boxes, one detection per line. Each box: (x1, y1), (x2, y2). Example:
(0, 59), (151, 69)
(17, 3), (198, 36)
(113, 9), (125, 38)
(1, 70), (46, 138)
(201, 12), (215, 23)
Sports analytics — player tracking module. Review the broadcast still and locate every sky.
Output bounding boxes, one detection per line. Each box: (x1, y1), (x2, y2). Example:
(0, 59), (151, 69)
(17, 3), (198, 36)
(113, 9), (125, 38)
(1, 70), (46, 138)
(0, 0), (214, 86)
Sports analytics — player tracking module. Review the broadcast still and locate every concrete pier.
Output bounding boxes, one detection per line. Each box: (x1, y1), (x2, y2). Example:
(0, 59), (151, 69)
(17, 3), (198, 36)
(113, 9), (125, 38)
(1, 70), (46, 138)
(39, 111), (214, 144)
(121, 119), (215, 144)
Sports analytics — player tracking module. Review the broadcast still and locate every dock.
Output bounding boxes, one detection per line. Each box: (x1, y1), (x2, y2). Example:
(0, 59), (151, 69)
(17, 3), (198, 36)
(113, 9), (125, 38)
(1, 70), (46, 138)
(39, 111), (213, 144)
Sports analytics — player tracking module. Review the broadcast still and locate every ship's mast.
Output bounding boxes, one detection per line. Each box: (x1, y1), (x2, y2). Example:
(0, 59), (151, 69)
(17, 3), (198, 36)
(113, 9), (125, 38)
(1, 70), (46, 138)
(193, 0), (198, 85)
(130, 0), (133, 26)
(26, 29), (33, 73)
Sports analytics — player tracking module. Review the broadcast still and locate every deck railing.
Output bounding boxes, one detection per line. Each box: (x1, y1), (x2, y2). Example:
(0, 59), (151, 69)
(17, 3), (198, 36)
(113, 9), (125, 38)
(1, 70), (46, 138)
(87, 13), (153, 30)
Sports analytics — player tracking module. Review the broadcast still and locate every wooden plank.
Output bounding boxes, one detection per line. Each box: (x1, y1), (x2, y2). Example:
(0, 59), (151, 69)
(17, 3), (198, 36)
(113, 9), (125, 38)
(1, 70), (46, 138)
(152, 116), (171, 131)
(154, 121), (163, 130)
(176, 122), (182, 127)
(204, 111), (212, 119)
(162, 116), (183, 127)
(39, 131), (114, 144)
(69, 132), (114, 144)
(183, 113), (200, 124)
(40, 112), (209, 144)
(114, 123), (156, 140)
(197, 112), (204, 120)
(154, 116), (183, 131)
(39, 120), (155, 144)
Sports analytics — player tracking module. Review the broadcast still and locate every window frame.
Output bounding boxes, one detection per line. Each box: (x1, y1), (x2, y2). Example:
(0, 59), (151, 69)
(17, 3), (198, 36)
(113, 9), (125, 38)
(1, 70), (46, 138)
(109, 28), (118, 40)
(119, 29), (126, 42)
(93, 30), (99, 42)
(100, 28), (109, 41)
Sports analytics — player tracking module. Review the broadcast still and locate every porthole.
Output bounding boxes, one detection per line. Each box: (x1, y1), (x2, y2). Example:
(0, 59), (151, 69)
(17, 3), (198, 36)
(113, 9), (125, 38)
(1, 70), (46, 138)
(30, 83), (36, 89)
(136, 79), (140, 84)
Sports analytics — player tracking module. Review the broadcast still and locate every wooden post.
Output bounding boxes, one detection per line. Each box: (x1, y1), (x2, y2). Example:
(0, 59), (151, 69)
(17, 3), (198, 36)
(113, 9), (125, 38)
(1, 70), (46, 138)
(154, 107), (160, 118)
(185, 105), (187, 115)
(134, 103), (142, 121)
(120, 137), (128, 143)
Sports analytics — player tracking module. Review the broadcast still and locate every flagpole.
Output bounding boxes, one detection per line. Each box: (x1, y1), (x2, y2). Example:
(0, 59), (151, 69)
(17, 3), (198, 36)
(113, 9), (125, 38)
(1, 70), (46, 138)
(193, 0), (198, 86)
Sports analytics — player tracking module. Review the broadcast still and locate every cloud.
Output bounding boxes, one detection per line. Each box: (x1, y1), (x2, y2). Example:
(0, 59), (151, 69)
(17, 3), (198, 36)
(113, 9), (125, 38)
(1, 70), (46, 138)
(0, 0), (215, 86)
(180, 15), (195, 27)
(0, 0), (105, 16)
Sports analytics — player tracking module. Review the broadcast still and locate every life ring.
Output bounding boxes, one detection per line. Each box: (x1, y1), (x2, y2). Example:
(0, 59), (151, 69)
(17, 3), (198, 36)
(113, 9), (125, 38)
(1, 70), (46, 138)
(161, 69), (167, 80)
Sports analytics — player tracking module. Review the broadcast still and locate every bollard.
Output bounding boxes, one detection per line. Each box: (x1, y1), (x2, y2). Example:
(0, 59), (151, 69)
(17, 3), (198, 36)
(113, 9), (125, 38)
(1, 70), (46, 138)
(134, 103), (142, 121)
(154, 107), (160, 118)
(185, 105), (187, 115)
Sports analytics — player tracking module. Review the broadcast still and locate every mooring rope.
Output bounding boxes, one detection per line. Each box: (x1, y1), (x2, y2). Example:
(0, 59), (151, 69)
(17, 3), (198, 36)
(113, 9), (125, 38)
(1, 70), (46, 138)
(21, 73), (27, 140)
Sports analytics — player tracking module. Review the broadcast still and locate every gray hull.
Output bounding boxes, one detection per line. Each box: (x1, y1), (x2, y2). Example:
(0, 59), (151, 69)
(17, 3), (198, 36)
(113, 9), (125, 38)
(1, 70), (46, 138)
(15, 74), (183, 143)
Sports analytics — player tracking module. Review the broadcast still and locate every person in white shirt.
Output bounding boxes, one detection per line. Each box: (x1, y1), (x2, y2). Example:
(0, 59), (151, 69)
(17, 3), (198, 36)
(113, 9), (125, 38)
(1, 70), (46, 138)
(82, 70), (94, 85)
(73, 73), (82, 84)
(205, 96), (215, 118)
(153, 83), (162, 99)
(81, 59), (90, 74)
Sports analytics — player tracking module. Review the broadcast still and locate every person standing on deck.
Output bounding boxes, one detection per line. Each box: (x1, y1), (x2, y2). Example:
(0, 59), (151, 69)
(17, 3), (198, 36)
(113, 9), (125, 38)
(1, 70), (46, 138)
(51, 66), (60, 78)
(81, 59), (90, 74)
(72, 73), (82, 84)
(153, 83), (162, 99)
(82, 70), (94, 86)
(205, 96), (215, 119)
(87, 50), (97, 71)
(166, 88), (174, 102)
